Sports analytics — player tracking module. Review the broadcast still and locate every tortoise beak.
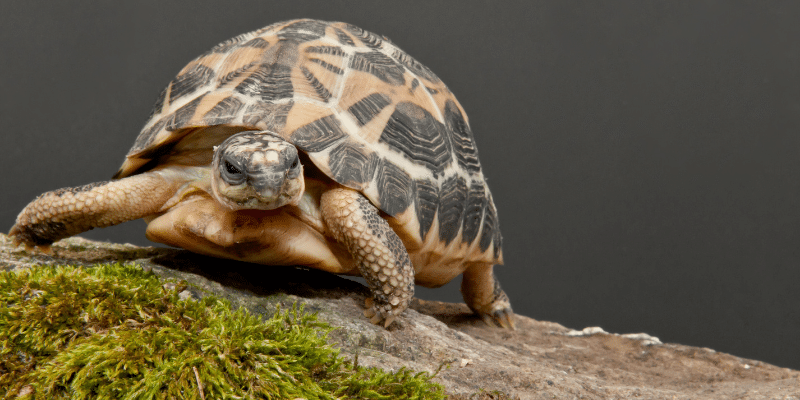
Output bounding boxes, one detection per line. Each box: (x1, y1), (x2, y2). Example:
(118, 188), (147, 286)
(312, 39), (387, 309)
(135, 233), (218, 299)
(250, 173), (284, 201)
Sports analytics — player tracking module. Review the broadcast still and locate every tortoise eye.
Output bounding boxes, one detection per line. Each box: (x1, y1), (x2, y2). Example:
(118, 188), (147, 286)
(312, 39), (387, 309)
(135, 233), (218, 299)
(225, 160), (241, 175)
(222, 159), (245, 184)
(291, 158), (299, 169)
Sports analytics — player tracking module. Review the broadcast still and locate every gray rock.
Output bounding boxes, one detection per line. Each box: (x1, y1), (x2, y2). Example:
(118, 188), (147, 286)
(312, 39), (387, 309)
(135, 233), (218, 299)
(2, 234), (798, 399)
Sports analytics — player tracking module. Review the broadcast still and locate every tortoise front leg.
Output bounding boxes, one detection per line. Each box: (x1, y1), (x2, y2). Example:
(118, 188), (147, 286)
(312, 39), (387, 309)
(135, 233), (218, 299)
(320, 188), (415, 328)
(9, 170), (188, 250)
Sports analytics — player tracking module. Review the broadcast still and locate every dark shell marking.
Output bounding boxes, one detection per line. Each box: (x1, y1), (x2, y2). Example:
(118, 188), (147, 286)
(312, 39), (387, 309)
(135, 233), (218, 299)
(123, 19), (502, 262)
(462, 181), (487, 246)
(169, 65), (215, 103)
(350, 51), (405, 85)
(278, 20), (328, 42)
(444, 100), (481, 174)
(333, 27), (355, 46)
(300, 67), (333, 102)
(243, 37), (270, 49)
(235, 64), (294, 102)
(393, 49), (440, 83)
(348, 93), (391, 126)
(203, 96), (245, 125)
(328, 141), (381, 189)
(374, 159), (413, 217)
(438, 176), (468, 244)
(309, 58), (344, 75)
(414, 179), (439, 240)
(343, 23), (386, 49)
(165, 94), (206, 131)
(290, 115), (347, 152)
(379, 102), (452, 178)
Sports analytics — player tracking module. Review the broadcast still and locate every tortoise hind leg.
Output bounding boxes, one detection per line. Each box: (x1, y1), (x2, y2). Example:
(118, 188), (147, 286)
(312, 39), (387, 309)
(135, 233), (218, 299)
(461, 263), (515, 329)
(9, 170), (188, 249)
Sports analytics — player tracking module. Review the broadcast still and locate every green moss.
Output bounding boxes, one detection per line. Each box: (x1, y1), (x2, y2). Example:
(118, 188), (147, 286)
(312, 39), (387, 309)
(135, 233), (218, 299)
(0, 264), (444, 399)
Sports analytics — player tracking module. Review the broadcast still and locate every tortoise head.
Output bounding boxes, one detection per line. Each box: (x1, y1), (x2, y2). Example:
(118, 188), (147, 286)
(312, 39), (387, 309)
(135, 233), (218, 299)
(211, 131), (304, 210)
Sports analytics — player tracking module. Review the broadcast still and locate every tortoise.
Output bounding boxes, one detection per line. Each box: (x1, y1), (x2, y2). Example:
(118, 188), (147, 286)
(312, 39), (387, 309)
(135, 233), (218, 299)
(9, 19), (513, 329)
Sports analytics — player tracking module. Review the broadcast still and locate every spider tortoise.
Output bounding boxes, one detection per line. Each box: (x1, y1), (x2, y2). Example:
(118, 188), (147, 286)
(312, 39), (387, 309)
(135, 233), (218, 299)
(10, 19), (513, 329)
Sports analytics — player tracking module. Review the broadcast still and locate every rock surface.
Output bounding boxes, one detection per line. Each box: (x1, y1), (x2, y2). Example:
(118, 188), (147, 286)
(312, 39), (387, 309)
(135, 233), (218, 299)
(2, 234), (798, 399)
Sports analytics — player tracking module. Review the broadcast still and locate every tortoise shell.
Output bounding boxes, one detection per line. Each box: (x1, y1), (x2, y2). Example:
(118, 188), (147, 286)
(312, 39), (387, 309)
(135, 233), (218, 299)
(115, 19), (502, 269)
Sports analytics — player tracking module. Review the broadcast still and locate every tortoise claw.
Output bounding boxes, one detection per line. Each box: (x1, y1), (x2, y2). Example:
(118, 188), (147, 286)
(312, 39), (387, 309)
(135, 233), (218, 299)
(479, 308), (515, 330)
(9, 237), (51, 254)
(363, 297), (400, 328)
(8, 231), (53, 255)
(364, 297), (376, 318)
(494, 308), (516, 330)
(8, 226), (52, 254)
(8, 227), (22, 247)
(367, 312), (397, 328)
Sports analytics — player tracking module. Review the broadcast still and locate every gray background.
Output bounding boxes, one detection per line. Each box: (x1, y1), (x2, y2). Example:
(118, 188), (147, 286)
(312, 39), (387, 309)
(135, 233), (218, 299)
(2, 1), (799, 369)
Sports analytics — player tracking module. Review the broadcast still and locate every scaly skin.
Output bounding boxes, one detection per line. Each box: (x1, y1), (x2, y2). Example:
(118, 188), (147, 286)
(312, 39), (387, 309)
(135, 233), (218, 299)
(9, 171), (185, 249)
(320, 188), (415, 328)
(461, 263), (515, 329)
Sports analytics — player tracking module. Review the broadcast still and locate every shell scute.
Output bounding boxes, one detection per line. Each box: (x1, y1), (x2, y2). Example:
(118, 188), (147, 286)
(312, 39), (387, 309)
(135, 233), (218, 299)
(379, 101), (452, 179)
(444, 100), (481, 174)
(332, 27), (356, 46)
(289, 114), (347, 153)
(479, 199), (499, 253)
(342, 23), (385, 49)
(462, 180), (487, 246)
(277, 19), (329, 42)
(242, 101), (291, 131)
(170, 65), (215, 103)
(234, 63), (293, 102)
(350, 51), (405, 86)
(131, 118), (168, 156)
(242, 37), (270, 49)
(438, 176), (467, 244)
(207, 32), (250, 54)
(148, 86), (169, 120)
(308, 58), (345, 75)
(202, 96), (245, 126)
(217, 61), (259, 89)
(327, 140), (381, 189)
(164, 94), (207, 131)
(347, 93), (391, 127)
(298, 66), (333, 102)
(373, 159), (413, 217)
(305, 45), (346, 56)
(414, 179), (439, 240)
(392, 48), (440, 83)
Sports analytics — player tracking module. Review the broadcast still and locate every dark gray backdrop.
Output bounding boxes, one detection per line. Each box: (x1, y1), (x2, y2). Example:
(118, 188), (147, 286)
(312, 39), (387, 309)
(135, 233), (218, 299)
(2, 1), (798, 369)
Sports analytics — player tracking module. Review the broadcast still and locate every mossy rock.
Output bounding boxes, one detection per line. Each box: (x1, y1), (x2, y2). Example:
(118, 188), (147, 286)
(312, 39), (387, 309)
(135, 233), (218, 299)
(0, 263), (444, 399)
